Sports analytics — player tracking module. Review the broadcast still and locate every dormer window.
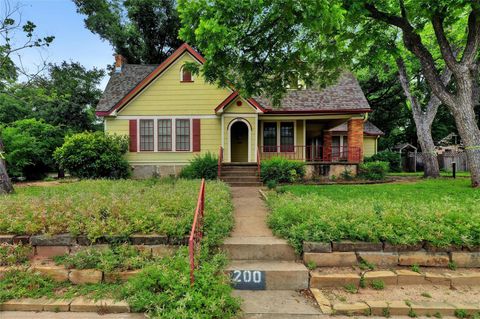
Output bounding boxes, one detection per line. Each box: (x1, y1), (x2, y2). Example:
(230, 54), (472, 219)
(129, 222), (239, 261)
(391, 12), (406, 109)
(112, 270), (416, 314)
(181, 65), (193, 82)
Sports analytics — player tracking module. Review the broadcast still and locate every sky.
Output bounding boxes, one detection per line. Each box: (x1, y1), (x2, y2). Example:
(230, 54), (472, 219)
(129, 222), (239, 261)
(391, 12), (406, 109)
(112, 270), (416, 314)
(7, 0), (114, 89)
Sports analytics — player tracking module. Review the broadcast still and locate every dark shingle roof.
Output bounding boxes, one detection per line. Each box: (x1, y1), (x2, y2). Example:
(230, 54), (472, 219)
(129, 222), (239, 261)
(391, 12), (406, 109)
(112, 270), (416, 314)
(255, 73), (370, 112)
(96, 64), (158, 113)
(331, 121), (384, 136)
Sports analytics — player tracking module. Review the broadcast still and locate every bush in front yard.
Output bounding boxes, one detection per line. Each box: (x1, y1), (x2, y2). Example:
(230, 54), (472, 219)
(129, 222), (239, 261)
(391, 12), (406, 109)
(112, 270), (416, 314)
(180, 152), (218, 180)
(54, 132), (130, 179)
(260, 157), (305, 183)
(358, 161), (389, 180)
(0, 119), (64, 180)
(365, 150), (401, 172)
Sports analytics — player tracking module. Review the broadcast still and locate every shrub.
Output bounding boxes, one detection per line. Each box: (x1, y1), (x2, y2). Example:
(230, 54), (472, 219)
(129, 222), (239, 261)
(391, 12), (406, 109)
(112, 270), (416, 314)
(365, 150), (401, 172)
(121, 250), (240, 319)
(180, 152), (218, 180)
(54, 132), (130, 179)
(54, 244), (156, 273)
(0, 244), (32, 266)
(0, 119), (63, 180)
(358, 161), (389, 180)
(260, 157), (305, 183)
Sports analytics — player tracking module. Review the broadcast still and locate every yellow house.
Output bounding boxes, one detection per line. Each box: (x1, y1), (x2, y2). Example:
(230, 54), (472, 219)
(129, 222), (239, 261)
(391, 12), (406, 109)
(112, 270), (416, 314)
(96, 44), (378, 180)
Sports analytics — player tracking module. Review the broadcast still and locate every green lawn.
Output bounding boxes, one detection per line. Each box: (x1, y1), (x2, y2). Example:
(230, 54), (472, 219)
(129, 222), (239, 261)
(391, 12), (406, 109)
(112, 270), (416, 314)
(0, 179), (233, 245)
(266, 179), (480, 253)
(388, 171), (471, 177)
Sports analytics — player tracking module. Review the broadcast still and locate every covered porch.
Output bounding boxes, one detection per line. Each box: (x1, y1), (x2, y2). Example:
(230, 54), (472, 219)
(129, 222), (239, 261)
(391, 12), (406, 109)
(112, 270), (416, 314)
(257, 117), (365, 164)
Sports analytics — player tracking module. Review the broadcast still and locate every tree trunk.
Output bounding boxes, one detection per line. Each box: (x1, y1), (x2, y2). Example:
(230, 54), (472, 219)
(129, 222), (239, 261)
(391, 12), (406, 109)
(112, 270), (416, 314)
(0, 139), (14, 195)
(451, 102), (480, 187)
(416, 124), (440, 178)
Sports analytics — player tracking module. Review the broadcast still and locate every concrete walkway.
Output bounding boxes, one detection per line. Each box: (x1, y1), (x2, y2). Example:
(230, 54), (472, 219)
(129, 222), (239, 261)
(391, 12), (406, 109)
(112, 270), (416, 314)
(225, 187), (321, 318)
(0, 312), (146, 319)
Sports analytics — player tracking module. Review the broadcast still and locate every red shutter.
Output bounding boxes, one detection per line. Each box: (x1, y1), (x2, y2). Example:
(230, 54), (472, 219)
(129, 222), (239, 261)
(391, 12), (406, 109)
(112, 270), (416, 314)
(129, 120), (137, 152)
(192, 119), (201, 152)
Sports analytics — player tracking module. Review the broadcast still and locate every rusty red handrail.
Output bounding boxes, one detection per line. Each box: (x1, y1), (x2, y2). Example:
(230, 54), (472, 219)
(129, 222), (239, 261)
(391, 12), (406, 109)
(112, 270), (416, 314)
(189, 178), (205, 285)
(258, 145), (362, 163)
(217, 146), (223, 178)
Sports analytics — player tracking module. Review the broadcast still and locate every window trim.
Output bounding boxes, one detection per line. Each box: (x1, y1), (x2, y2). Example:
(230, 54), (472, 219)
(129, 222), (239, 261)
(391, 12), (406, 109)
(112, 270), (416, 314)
(261, 121), (296, 153)
(175, 118), (192, 152)
(180, 65), (194, 83)
(157, 119), (173, 151)
(136, 118), (193, 153)
(139, 119), (155, 152)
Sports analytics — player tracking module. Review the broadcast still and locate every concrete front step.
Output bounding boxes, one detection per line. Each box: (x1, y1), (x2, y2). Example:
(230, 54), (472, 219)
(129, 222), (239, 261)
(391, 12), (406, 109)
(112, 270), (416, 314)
(233, 290), (322, 319)
(221, 177), (260, 183)
(222, 237), (297, 260)
(227, 182), (263, 187)
(227, 260), (309, 290)
(221, 171), (258, 176)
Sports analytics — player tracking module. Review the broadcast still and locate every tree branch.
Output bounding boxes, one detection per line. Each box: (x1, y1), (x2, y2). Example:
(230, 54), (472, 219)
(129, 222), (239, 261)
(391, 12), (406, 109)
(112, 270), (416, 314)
(432, 13), (459, 72)
(364, 3), (456, 107)
(461, 7), (480, 66)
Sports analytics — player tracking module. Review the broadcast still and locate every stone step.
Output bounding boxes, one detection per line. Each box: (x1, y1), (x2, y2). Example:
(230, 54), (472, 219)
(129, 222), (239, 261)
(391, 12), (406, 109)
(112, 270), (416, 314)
(221, 170), (258, 176)
(222, 237), (297, 260)
(226, 260), (309, 290)
(233, 290), (322, 319)
(226, 182), (263, 187)
(221, 177), (260, 183)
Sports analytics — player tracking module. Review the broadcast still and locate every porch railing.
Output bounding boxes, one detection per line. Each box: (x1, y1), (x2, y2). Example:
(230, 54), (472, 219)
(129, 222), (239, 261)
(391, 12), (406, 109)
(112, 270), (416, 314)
(217, 146), (223, 178)
(256, 146), (261, 176)
(188, 178), (205, 285)
(259, 145), (362, 163)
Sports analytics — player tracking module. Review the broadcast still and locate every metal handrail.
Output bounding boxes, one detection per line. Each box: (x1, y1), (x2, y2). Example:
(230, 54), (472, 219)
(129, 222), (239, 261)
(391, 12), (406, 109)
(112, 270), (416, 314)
(188, 178), (205, 285)
(217, 146), (223, 178)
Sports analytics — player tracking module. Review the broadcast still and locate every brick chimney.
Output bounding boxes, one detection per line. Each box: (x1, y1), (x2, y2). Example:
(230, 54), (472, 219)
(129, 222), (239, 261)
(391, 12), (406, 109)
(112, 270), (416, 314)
(114, 54), (127, 73)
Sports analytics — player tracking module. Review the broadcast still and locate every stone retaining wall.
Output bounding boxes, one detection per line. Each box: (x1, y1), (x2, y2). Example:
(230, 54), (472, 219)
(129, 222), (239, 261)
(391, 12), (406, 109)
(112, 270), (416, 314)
(303, 241), (480, 268)
(0, 233), (181, 258)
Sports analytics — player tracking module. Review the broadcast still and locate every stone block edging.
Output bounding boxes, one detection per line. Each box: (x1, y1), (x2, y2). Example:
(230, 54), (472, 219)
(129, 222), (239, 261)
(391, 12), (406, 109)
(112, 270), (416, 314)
(0, 233), (181, 258)
(310, 270), (480, 289)
(303, 241), (480, 268)
(311, 289), (480, 317)
(0, 297), (131, 313)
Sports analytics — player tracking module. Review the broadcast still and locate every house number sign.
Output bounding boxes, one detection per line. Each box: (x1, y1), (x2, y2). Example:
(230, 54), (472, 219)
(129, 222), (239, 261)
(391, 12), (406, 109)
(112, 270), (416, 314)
(231, 270), (266, 290)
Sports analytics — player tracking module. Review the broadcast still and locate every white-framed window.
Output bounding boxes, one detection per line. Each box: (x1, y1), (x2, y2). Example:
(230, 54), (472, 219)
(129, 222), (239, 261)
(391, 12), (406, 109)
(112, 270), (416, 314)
(136, 118), (192, 152)
(158, 119), (172, 151)
(175, 119), (191, 151)
(262, 121), (295, 152)
(139, 119), (154, 151)
(180, 65), (193, 82)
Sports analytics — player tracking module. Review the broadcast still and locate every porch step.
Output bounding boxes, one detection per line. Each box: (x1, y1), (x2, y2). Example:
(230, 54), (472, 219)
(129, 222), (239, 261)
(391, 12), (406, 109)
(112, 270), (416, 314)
(221, 176), (260, 183)
(233, 290), (322, 319)
(227, 182), (263, 187)
(222, 237), (297, 261)
(221, 170), (258, 176)
(226, 260), (309, 290)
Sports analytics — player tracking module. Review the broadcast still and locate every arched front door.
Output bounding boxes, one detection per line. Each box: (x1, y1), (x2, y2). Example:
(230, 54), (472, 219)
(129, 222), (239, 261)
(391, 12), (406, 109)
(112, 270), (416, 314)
(230, 120), (249, 162)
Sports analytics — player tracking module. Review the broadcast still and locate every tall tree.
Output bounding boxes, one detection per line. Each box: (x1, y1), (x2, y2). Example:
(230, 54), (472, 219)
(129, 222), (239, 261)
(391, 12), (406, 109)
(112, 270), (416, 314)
(73, 0), (182, 64)
(0, 0), (54, 194)
(179, 0), (480, 187)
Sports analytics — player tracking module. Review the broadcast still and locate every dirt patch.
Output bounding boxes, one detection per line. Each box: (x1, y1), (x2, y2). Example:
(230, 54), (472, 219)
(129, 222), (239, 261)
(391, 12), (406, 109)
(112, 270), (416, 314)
(322, 285), (480, 305)
(13, 179), (78, 188)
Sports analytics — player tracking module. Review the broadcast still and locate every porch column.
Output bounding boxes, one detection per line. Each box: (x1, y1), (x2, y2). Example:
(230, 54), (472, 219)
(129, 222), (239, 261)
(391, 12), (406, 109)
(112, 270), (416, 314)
(323, 130), (332, 161)
(347, 118), (364, 163)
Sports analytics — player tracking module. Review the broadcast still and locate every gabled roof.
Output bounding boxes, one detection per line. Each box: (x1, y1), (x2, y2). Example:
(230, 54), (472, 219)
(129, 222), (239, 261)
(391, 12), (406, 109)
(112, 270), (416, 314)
(96, 43), (371, 116)
(331, 121), (384, 136)
(254, 73), (371, 114)
(96, 43), (205, 116)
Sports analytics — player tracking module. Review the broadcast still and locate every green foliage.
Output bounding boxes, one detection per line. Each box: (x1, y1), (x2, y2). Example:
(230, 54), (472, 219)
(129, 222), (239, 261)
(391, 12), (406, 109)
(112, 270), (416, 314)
(365, 151), (401, 173)
(359, 259), (375, 271)
(179, 152), (218, 180)
(411, 264), (421, 273)
(383, 307), (391, 318)
(344, 283), (358, 294)
(434, 312), (443, 319)
(421, 292), (432, 298)
(455, 309), (468, 319)
(0, 179), (233, 246)
(0, 244), (32, 266)
(358, 161), (389, 181)
(0, 269), (60, 302)
(266, 180), (278, 190)
(54, 244), (156, 273)
(448, 261), (457, 271)
(260, 157), (305, 183)
(121, 250), (240, 319)
(359, 277), (366, 289)
(340, 169), (354, 181)
(409, 309), (418, 318)
(54, 132), (130, 179)
(0, 119), (64, 179)
(371, 279), (385, 290)
(306, 261), (316, 270)
(266, 179), (480, 253)
(74, 0), (182, 64)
